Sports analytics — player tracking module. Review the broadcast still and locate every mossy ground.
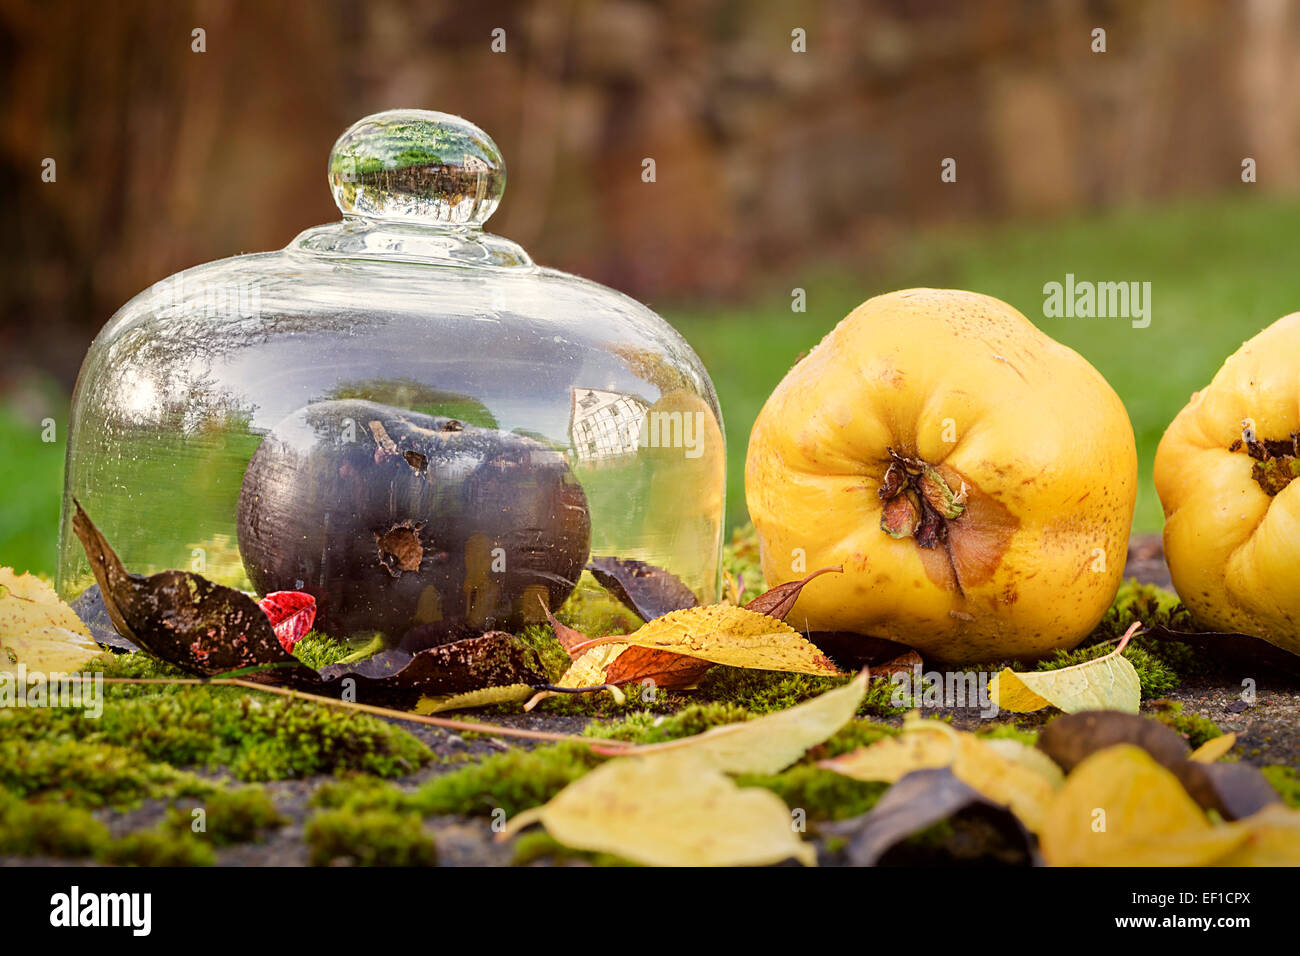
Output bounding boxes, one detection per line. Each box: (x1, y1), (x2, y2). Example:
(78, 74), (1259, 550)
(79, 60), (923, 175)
(1, 531), (1295, 865)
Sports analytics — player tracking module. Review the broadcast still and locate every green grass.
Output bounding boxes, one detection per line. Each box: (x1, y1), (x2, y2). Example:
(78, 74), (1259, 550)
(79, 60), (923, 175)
(6, 193), (1300, 577)
(668, 193), (1300, 533)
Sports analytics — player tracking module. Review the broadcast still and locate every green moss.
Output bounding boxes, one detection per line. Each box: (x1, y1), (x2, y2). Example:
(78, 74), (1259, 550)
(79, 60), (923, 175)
(100, 829), (215, 867)
(817, 718), (898, 757)
(514, 623), (572, 683)
(311, 775), (411, 814)
(304, 809), (436, 866)
(291, 631), (360, 670)
(509, 829), (638, 867)
(1149, 701), (1223, 749)
(4, 653), (432, 782)
(585, 702), (754, 744)
(1262, 765), (1300, 807)
(165, 787), (286, 846)
(738, 765), (886, 822)
(412, 742), (602, 818)
(0, 787), (110, 858)
(0, 737), (212, 808)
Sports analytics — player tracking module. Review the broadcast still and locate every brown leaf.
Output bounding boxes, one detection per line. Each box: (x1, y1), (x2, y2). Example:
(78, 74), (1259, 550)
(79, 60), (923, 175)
(1174, 761), (1282, 821)
(1036, 710), (1190, 774)
(823, 767), (1034, 866)
(743, 566), (842, 620)
(539, 598), (598, 659)
(603, 645), (712, 689)
(72, 500), (311, 678)
(1144, 624), (1300, 678)
(586, 556), (699, 621)
(871, 650), (923, 681)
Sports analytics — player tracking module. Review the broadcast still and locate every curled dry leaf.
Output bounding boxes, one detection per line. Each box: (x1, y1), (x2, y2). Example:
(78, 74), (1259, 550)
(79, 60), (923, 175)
(989, 623), (1142, 714)
(594, 670), (869, 774)
(585, 556), (699, 621)
(0, 568), (101, 673)
(73, 501), (311, 678)
(823, 767), (1034, 867)
(500, 753), (817, 867)
(743, 565), (842, 619)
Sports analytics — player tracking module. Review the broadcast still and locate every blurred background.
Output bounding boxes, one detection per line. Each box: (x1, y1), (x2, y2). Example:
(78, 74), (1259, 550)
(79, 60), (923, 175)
(5, 0), (1300, 576)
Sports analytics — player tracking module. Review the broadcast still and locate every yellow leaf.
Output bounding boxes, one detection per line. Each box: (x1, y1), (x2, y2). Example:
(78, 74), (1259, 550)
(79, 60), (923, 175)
(1188, 733), (1237, 763)
(580, 605), (841, 676)
(1038, 745), (1249, 866)
(820, 715), (1059, 832)
(501, 753), (816, 867)
(989, 637), (1141, 715)
(608, 670), (868, 774)
(819, 727), (956, 783)
(414, 684), (536, 714)
(0, 568), (100, 674)
(1218, 805), (1300, 866)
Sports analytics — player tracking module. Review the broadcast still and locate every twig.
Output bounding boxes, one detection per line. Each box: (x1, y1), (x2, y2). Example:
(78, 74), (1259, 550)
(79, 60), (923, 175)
(98, 677), (633, 748)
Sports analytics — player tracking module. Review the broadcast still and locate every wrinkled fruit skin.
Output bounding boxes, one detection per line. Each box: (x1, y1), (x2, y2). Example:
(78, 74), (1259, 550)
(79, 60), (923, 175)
(745, 288), (1137, 662)
(1155, 313), (1300, 654)
(237, 400), (591, 644)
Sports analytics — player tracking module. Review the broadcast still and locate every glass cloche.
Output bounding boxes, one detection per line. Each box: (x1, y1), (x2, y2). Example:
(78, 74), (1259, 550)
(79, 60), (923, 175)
(57, 109), (725, 644)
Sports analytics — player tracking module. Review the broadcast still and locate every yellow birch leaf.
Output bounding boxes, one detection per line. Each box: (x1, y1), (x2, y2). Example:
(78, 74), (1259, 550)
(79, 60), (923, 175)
(989, 642), (1140, 715)
(0, 568), (100, 674)
(607, 670), (868, 774)
(577, 605), (841, 676)
(501, 753), (816, 867)
(980, 737), (1067, 789)
(557, 643), (627, 688)
(1039, 744), (1250, 866)
(1188, 733), (1237, 763)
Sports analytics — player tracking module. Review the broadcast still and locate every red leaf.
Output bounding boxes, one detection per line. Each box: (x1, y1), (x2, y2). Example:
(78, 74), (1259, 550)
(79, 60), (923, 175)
(258, 591), (317, 652)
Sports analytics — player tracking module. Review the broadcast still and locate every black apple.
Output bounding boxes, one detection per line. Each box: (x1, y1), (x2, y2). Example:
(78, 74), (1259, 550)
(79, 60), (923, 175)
(236, 399), (590, 645)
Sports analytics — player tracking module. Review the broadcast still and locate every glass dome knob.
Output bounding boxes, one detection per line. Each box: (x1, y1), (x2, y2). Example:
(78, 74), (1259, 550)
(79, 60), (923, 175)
(328, 109), (506, 227)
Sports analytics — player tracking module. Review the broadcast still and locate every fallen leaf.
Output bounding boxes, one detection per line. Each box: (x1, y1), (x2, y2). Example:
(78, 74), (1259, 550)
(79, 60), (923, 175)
(1217, 804), (1300, 865)
(0, 568), (101, 673)
(539, 600), (595, 659)
(574, 605), (842, 676)
(597, 670), (869, 774)
(586, 557), (699, 621)
(73, 503), (551, 703)
(72, 501), (309, 678)
(1038, 745), (1250, 866)
(1188, 732), (1237, 763)
(821, 714), (1059, 832)
(500, 753), (816, 867)
(1144, 624), (1300, 680)
(743, 566), (843, 620)
(603, 645), (712, 689)
(989, 623), (1141, 714)
(1174, 761), (1281, 822)
(823, 767), (1034, 866)
(1036, 710), (1190, 774)
(870, 650), (923, 682)
(69, 585), (137, 651)
(258, 591), (316, 652)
